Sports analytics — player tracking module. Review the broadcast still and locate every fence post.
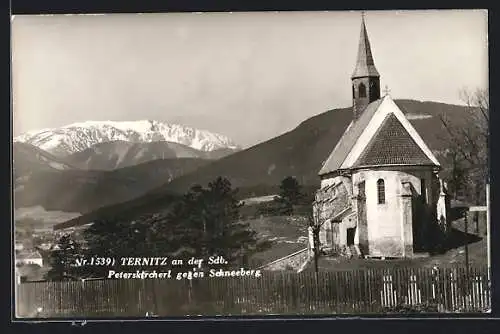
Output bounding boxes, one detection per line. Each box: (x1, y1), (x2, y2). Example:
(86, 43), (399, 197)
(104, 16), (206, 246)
(450, 269), (456, 310)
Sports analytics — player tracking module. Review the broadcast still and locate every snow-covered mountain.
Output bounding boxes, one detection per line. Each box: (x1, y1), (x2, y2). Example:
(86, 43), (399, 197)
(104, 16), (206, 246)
(14, 120), (240, 156)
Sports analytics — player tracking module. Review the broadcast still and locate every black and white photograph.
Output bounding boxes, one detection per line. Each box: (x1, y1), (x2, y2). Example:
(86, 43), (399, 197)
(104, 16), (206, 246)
(12, 9), (490, 318)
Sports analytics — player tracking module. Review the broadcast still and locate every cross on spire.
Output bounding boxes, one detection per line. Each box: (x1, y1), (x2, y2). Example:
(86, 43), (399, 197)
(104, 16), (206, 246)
(383, 85), (391, 96)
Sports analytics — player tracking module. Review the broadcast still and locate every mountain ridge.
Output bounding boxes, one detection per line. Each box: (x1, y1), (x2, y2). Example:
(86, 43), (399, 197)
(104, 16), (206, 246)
(14, 157), (210, 214)
(14, 120), (240, 156)
(64, 140), (239, 171)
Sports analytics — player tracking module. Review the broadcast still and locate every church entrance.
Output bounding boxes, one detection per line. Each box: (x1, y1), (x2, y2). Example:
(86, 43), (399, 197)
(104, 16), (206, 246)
(412, 195), (428, 253)
(346, 228), (356, 246)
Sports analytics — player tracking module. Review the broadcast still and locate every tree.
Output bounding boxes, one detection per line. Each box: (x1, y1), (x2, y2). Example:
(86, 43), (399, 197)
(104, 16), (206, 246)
(436, 149), (468, 199)
(45, 234), (82, 281)
(174, 177), (259, 266)
(438, 88), (488, 204)
(308, 198), (327, 281)
(79, 177), (260, 275)
(276, 176), (304, 215)
(81, 210), (184, 277)
(307, 213), (321, 277)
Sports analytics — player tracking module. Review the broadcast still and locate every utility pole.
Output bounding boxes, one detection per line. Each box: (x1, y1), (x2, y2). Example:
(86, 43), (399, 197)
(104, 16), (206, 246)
(313, 225), (319, 279)
(312, 222), (320, 301)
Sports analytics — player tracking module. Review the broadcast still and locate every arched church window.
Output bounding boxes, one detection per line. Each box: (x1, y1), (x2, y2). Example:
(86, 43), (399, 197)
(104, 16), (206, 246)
(377, 179), (385, 204)
(359, 83), (367, 98)
(352, 85), (355, 99)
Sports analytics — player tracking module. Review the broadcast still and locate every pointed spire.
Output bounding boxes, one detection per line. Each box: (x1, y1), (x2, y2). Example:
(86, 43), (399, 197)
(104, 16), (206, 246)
(352, 13), (380, 79)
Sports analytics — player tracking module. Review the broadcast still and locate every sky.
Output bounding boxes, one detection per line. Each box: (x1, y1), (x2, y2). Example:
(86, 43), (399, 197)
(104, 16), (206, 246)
(11, 10), (488, 148)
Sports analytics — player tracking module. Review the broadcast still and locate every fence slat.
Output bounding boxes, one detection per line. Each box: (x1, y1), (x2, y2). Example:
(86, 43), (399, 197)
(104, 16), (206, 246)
(16, 266), (490, 317)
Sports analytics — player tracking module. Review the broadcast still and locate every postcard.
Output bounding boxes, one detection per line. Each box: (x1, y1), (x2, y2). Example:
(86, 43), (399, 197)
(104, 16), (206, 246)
(12, 10), (490, 319)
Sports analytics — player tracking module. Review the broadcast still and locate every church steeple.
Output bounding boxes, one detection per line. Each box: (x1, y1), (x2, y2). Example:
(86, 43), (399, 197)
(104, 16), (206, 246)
(351, 14), (381, 120)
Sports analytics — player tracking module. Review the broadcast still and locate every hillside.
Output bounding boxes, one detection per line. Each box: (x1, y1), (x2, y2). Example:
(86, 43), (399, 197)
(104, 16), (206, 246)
(57, 99), (474, 228)
(13, 142), (78, 179)
(65, 140), (239, 171)
(14, 157), (209, 214)
(154, 99), (471, 194)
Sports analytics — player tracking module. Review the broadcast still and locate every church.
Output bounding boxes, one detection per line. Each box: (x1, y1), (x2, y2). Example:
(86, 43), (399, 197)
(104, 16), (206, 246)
(312, 16), (450, 259)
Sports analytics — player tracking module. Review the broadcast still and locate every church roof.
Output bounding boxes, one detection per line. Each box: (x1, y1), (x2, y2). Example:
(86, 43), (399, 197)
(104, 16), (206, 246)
(318, 98), (383, 175)
(318, 95), (440, 176)
(353, 113), (434, 167)
(352, 17), (380, 79)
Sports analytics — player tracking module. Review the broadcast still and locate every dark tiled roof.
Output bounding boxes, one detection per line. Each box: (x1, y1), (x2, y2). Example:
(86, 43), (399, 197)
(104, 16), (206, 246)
(318, 98), (384, 176)
(353, 113), (435, 167)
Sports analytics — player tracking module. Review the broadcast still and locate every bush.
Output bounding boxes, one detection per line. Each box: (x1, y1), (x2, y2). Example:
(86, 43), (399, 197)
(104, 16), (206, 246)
(383, 301), (440, 313)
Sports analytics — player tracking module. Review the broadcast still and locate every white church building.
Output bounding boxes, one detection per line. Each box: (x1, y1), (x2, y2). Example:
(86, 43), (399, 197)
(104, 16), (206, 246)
(312, 16), (450, 259)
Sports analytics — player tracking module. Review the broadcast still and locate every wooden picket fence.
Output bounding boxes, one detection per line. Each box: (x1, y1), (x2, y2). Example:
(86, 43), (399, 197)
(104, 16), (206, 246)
(15, 266), (490, 318)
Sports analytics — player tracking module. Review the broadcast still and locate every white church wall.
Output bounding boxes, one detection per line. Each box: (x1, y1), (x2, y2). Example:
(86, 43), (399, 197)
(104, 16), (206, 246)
(352, 167), (436, 257)
(316, 166), (439, 256)
(360, 170), (404, 257)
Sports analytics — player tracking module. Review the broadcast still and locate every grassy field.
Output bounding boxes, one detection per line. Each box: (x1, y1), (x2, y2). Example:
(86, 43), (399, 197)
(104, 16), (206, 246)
(311, 238), (487, 271)
(246, 215), (308, 267)
(244, 209), (488, 271)
(310, 216), (488, 271)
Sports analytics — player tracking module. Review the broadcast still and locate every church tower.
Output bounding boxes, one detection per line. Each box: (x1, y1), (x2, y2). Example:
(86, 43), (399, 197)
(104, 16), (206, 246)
(351, 14), (380, 119)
